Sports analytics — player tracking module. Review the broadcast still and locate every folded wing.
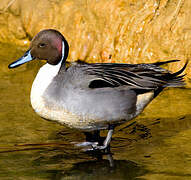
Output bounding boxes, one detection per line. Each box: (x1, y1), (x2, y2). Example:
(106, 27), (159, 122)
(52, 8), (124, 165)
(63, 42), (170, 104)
(81, 60), (187, 90)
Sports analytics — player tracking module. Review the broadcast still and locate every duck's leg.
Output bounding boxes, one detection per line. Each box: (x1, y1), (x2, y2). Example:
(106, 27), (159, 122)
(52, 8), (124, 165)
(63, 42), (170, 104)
(76, 125), (114, 151)
(88, 125), (114, 151)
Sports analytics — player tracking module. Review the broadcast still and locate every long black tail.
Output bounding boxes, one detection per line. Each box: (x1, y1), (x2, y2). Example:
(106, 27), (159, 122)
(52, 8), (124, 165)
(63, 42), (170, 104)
(154, 60), (188, 87)
(153, 60), (188, 98)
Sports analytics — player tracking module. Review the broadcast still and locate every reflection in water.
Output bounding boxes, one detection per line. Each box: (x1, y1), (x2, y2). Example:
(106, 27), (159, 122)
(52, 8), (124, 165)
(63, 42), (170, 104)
(58, 156), (147, 180)
(1, 44), (191, 179)
(0, 143), (148, 179)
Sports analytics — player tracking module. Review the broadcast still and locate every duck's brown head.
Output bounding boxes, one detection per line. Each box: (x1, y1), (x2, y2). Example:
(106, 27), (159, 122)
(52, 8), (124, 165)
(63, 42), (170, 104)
(8, 29), (69, 68)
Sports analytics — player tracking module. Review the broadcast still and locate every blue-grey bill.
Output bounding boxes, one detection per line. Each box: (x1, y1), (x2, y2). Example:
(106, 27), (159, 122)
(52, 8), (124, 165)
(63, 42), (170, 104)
(8, 50), (34, 69)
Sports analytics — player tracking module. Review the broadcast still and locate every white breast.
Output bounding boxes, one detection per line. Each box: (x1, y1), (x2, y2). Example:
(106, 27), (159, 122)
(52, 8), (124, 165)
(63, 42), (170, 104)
(30, 61), (62, 114)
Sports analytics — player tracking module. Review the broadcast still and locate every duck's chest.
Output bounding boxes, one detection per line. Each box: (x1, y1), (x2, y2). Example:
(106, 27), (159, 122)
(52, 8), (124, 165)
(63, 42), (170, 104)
(30, 63), (99, 130)
(30, 63), (70, 122)
(30, 63), (59, 107)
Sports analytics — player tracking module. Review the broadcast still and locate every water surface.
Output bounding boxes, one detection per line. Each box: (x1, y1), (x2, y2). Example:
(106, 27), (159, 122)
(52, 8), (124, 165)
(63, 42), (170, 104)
(0, 43), (191, 179)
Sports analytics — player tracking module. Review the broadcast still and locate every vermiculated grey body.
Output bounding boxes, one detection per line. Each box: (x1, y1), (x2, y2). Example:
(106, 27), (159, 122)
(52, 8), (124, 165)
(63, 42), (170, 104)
(30, 60), (186, 131)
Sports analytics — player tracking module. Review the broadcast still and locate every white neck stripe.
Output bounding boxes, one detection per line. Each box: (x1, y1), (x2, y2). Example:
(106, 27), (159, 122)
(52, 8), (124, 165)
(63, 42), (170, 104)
(61, 41), (65, 62)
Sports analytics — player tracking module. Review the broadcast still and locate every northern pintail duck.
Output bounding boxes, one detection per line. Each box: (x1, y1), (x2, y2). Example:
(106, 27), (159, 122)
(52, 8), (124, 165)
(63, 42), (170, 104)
(9, 29), (187, 151)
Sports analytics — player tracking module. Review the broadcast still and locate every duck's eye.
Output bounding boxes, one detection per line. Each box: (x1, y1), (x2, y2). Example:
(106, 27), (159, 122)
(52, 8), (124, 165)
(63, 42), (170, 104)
(38, 43), (46, 48)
